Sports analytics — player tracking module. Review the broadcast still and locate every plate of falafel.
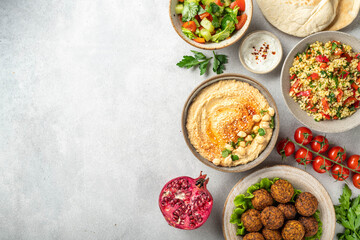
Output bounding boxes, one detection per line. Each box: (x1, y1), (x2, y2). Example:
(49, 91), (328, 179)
(222, 165), (335, 240)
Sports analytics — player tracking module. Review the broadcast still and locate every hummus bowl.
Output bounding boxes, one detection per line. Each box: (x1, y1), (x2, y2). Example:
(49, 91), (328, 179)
(182, 74), (279, 172)
(222, 165), (336, 240)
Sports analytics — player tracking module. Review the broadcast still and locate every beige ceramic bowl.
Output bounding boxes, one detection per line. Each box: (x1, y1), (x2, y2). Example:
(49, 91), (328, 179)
(281, 31), (360, 133)
(182, 74), (279, 172)
(222, 165), (335, 240)
(169, 0), (253, 50)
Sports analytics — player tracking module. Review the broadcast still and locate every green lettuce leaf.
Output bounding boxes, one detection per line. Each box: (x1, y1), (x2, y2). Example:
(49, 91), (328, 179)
(182, 2), (199, 22)
(305, 210), (323, 240)
(181, 27), (196, 40)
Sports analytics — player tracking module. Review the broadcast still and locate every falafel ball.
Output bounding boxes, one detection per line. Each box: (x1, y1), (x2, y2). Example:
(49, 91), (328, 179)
(262, 228), (282, 240)
(278, 203), (297, 220)
(252, 189), (274, 211)
(243, 232), (265, 240)
(295, 192), (318, 216)
(282, 220), (305, 240)
(299, 216), (319, 237)
(241, 209), (263, 232)
(260, 206), (284, 230)
(270, 179), (295, 203)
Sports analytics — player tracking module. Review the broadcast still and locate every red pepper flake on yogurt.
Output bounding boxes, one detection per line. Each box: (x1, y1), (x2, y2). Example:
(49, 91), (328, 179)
(239, 31), (282, 74)
(251, 42), (273, 63)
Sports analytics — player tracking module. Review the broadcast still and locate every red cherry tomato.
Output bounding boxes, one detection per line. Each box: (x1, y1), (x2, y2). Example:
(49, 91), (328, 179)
(347, 155), (360, 172)
(230, 0), (245, 11)
(295, 148), (313, 165)
(328, 146), (346, 163)
(276, 139), (295, 157)
(310, 136), (329, 154)
(294, 127), (313, 145)
(312, 156), (332, 173)
(353, 174), (360, 189)
(331, 164), (350, 181)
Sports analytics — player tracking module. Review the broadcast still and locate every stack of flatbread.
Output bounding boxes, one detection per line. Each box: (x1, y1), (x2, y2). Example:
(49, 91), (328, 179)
(256, 0), (360, 37)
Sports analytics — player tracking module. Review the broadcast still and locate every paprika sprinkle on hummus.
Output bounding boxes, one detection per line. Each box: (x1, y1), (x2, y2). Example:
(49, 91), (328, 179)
(186, 80), (275, 167)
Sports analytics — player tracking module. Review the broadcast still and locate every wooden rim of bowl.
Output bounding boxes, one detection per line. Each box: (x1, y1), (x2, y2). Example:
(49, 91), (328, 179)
(238, 30), (283, 74)
(221, 165), (336, 240)
(181, 73), (280, 172)
(168, 0), (254, 50)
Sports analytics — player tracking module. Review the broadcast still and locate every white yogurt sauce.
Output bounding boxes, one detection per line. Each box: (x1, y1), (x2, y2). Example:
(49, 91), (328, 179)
(240, 32), (282, 73)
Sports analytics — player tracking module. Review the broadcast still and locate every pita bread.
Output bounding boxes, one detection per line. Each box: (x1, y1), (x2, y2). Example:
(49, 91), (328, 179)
(326, 0), (360, 30)
(256, 0), (338, 37)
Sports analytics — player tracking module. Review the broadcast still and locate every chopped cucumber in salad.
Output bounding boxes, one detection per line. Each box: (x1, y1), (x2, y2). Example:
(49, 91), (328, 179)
(177, 0), (247, 43)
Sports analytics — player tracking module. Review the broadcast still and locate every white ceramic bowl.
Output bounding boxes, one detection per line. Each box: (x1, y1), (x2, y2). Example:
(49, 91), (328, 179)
(280, 31), (360, 133)
(169, 0), (253, 50)
(182, 73), (279, 173)
(239, 30), (283, 74)
(222, 165), (335, 240)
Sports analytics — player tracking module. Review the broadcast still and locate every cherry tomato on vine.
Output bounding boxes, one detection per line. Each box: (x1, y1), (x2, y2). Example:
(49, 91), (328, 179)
(312, 156), (332, 173)
(347, 155), (360, 172)
(276, 139), (295, 157)
(331, 164), (349, 181)
(294, 127), (313, 145)
(310, 135), (329, 154)
(328, 146), (346, 163)
(353, 174), (360, 189)
(295, 148), (313, 165)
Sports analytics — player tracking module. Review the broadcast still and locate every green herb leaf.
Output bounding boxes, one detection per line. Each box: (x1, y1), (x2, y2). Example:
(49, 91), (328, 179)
(335, 184), (360, 240)
(177, 50), (213, 75)
(176, 55), (199, 69)
(199, 58), (211, 75)
(260, 109), (268, 116)
(222, 149), (231, 158)
(245, 141), (251, 146)
(332, 42), (338, 51)
(231, 154), (239, 161)
(270, 116), (275, 129)
(191, 50), (207, 60)
(213, 51), (228, 74)
(258, 128), (266, 136)
(236, 137), (244, 146)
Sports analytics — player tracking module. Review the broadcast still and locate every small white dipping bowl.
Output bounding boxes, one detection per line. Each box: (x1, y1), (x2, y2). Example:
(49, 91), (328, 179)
(239, 30), (283, 74)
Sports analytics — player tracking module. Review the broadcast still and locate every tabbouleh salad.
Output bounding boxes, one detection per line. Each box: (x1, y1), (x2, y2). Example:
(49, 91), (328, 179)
(289, 40), (360, 121)
(175, 0), (247, 44)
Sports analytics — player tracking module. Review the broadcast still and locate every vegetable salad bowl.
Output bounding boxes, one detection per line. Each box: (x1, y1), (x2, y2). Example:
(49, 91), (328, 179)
(169, 0), (253, 50)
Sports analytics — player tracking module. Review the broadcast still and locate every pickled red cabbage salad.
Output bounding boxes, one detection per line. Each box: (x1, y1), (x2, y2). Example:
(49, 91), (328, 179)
(175, 0), (247, 43)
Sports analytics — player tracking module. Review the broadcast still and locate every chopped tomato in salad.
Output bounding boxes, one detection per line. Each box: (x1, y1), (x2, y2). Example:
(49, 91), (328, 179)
(175, 0), (247, 43)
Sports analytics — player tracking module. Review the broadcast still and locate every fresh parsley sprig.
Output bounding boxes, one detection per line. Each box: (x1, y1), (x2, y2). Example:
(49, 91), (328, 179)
(335, 185), (360, 240)
(176, 50), (228, 75)
(176, 50), (212, 75)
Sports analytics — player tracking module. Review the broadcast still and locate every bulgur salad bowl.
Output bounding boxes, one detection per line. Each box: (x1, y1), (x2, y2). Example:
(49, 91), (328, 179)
(281, 31), (360, 133)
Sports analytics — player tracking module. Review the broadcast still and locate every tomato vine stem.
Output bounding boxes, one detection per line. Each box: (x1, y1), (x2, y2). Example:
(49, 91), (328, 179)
(288, 139), (360, 175)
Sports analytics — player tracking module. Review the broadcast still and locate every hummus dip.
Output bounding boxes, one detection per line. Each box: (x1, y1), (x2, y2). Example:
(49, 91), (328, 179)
(186, 80), (274, 167)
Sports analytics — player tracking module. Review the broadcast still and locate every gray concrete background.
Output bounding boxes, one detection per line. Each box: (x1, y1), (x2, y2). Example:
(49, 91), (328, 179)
(0, 0), (359, 239)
